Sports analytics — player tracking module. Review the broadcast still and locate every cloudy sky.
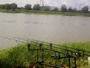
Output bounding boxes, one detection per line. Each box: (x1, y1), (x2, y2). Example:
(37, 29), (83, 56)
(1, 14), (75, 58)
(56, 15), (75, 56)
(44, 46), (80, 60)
(0, 0), (90, 9)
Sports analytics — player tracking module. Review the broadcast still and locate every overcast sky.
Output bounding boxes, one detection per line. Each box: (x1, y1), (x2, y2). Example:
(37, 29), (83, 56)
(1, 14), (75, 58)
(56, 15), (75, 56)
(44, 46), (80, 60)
(0, 0), (90, 9)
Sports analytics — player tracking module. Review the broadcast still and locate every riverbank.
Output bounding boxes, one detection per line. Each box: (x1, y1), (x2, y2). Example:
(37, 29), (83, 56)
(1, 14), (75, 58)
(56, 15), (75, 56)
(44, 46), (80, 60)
(0, 9), (90, 16)
(0, 41), (90, 68)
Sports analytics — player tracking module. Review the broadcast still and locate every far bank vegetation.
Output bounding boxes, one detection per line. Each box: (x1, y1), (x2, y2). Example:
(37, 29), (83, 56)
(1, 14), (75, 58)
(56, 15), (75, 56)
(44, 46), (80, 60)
(0, 3), (90, 17)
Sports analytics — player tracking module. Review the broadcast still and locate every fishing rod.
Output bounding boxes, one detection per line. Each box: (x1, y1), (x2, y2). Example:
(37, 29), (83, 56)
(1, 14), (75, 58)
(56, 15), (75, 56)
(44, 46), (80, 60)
(0, 35), (90, 68)
(0, 35), (90, 53)
(0, 35), (29, 43)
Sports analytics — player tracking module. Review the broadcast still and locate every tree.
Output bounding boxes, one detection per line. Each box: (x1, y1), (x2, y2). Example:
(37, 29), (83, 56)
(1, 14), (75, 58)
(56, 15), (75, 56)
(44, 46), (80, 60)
(10, 3), (17, 10)
(33, 4), (40, 10)
(68, 7), (73, 12)
(0, 4), (3, 9)
(0, 4), (11, 10)
(4, 4), (11, 10)
(72, 8), (77, 12)
(25, 4), (32, 10)
(81, 6), (89, 13)
(43, 6), (50, 11)
(0, 4), (5, 9)
(61, 4), (67, 12)
(52, 7), (58, 11)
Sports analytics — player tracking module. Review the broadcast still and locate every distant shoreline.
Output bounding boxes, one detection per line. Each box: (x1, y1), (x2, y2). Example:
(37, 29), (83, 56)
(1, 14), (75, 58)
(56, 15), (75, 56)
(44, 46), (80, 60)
(0, 9), (90, 17)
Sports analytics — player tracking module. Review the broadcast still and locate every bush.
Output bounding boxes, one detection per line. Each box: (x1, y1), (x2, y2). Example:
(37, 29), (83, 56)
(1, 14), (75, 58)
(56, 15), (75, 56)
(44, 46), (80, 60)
(33, 4), (40, 10)
(43, 6), (50, 11)
(10, 3), (17, 10)
(82, 6), (89, 13)
(25, 4), (32, 10)
(61, 4), (67, 12)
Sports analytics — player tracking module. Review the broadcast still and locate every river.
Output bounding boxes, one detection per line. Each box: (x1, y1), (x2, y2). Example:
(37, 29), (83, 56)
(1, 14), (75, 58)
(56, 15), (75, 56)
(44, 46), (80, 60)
(0, 12), (90, 49)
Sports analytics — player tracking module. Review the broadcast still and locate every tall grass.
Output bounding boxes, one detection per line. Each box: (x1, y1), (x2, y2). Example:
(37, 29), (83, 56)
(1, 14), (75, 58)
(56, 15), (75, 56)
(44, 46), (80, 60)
(0, 41), (90, 68)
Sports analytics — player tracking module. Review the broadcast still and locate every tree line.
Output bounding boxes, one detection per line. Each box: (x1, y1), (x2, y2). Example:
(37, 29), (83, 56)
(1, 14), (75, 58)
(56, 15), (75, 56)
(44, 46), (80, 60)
(0, 3), (17, 10)
(0, 3), (89, 13)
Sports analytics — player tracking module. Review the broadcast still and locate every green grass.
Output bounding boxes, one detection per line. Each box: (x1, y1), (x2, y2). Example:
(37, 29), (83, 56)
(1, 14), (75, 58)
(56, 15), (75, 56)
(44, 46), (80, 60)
(0, 41), (90, 68)
(0, 9), (90, 16)
(88, 61), (90, 66)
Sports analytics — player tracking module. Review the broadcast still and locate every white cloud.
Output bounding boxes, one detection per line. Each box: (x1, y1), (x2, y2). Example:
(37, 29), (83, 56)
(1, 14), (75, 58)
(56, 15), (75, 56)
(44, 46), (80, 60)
(0, 0), (10, 4)
(9, 0), (40, 7)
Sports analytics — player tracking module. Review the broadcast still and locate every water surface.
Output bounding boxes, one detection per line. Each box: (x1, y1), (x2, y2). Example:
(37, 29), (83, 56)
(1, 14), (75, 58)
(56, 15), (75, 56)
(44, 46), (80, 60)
(0, 12), (90, 49)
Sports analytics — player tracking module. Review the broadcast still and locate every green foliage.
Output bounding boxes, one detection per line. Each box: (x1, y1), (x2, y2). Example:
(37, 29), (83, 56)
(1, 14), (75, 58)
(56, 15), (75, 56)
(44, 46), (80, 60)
(0, 42), (90, 68)
(61, 4), (67, 12)
(68, 7), (77, 12)
(68, 7), (73, 12)
(10, 3), (17, 10)
(0, 9), (90, 17)
(0, 3), (90, 16)
(4, 4), (11, 10)
(0, 3), (17, 10)
(0, 4), (5, 9)
(33, 4), (40, 10)
(25, 4), (32, 10)
(43, 6), (50, 11)
(0, 3), (90, 15)
(52, 7), (58, 11)
(82, 6), (89, 13)
(72, 8), (77, 12)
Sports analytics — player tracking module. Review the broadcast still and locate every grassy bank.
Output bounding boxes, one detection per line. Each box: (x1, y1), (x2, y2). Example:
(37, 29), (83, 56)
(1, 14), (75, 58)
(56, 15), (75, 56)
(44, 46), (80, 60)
(0, 9), (90, 16)
(0, 41), (90, 68)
